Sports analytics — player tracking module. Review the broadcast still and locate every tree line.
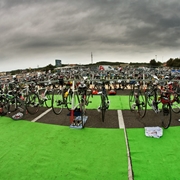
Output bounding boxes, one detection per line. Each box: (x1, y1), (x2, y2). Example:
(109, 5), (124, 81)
(149, 58), (180, 67)
(9, 57), (180, 75)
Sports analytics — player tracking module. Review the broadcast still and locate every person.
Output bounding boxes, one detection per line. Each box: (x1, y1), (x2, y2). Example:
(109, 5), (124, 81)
(118, 66), (122, 72)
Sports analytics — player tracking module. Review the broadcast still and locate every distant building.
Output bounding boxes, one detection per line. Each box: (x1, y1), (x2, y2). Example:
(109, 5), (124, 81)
(55, 59), (62, 67)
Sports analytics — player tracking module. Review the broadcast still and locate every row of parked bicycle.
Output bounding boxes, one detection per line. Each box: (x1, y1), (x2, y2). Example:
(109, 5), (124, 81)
(0, 77), (112, 127)
(129, 79), (180, 129)
(0, 70), (180, 128)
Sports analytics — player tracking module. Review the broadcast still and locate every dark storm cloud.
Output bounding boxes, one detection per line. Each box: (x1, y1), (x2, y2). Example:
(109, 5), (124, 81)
(124, 0), (180, 47)
(0, 0), (180, 71)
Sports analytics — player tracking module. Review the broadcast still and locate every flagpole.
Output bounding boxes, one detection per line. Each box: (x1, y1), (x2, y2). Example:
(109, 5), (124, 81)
(91, 52), (93, 64)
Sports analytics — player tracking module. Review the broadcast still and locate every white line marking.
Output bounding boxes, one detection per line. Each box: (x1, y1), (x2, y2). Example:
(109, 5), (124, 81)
(117, 110), (125, 129)
(31, 108), (52, 122)
(117, 110), (133, 180)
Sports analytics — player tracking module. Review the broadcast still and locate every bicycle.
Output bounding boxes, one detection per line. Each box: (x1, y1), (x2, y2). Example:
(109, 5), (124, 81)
(1, 84), (27, 119)
(145, 81), (161, 113)
(129, 81), (147, 118)
(96, 81), (110, 122)
(24, 83), (41, 115)
(51, 80), (72, 115)
(25, 80), (54, 114)
(71, 81), (92, 128)
(145, 80), (176, 129)
(161, 81), (180, 114)
(159, 82), (180, 128)
(36, 82), (53, 108)
(0, 85), (12, 116)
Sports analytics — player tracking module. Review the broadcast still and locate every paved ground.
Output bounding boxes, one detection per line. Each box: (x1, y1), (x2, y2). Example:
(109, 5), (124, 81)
(6, 88), (180, 129)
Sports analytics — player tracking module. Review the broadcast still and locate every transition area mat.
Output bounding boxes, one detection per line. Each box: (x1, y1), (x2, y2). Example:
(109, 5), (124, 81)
(126, 127), (180, 180)
(0, 117), (128, 180)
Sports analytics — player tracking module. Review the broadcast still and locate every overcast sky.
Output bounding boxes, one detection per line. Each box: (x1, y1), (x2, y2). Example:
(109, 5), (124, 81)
(1, 0), (180, 72)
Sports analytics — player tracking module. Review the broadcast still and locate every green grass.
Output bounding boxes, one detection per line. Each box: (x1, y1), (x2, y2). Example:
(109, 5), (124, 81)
(0, 117), (128, 180)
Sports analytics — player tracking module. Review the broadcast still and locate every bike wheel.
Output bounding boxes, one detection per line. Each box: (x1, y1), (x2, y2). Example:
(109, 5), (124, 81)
(137, 91), (147, 118)
(129, 89), (135, 111)
(52, 89), (64, 115)
(26, 93), (40, 115)
(65, 89), (73, 111)
(171, 101), (180, 113)
(145, 89), (154, 107)
(171, 94), (180, 113)
(80, 103), (86, 128)
(44, 90), (53, 108)
(11, 99), (25, 119)
(101, 95), (106, 122)
(1, 98), (9, 114)
(8, 97), (18, 112)
(161, 103), (171, 129)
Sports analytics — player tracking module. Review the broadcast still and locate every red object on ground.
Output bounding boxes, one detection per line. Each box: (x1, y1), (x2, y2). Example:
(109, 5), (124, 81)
(70, 109), (74, 123)
(92, 90), (98, 95)
(108, 90), (116, 95)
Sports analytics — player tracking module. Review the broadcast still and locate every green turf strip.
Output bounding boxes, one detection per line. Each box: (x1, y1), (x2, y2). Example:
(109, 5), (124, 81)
(0, 117), (128, 180)
(87, 95), (147, 110)
(87, 95), (153, 110)
(87, 95), (122, 110)
(127, 127), (180, 180)
(48, 95), (153, 110)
